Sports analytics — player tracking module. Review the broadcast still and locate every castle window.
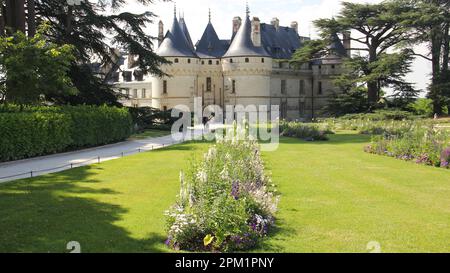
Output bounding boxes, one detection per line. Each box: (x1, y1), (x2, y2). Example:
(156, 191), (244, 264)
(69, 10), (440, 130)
(232, 80), (236, 94)
(134, 70), (144, 81)
(245, 58), (249, 63)
(299, 101), (305, 115)
(123, 71), (132, 82)
(142, 88), (146, 98)
(207, 60), (212, 65)
(125, 88), (130, 97)
(261, 58), (265, 63)
(318, 81), (323, 95)
(188, 59), (191, 64)
(174, 58), (179, 63)
(133, 89), (138, 98)
(216, 60), (220, 65)
(163, 106), (168, 111)
(331, 64), (335, 69)
(318, 65), (322, 70)
(206, 77), (212, 92)
(163, 80), (168, 94)
(202, 61), (205, 65)
(230, 59), (233, 63)
(281, 80), (287, 95)
(299, 80), (305, 95)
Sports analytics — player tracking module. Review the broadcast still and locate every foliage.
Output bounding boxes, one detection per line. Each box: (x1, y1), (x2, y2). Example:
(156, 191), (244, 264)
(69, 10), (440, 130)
(128, 107), (176, 131)
(0, 25), (76, 104)
(407, 98), (435, 117)
(165, 139), (279, 252)
(0, 104), (132, 162)
(280, 121), (331, 141)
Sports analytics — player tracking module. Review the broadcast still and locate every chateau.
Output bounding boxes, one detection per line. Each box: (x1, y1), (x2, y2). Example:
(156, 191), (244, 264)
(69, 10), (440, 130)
(114, 6), (350, 120)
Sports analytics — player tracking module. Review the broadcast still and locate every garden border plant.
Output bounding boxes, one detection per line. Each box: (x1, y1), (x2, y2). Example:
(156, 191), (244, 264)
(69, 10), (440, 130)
(165, 135), (279, 252)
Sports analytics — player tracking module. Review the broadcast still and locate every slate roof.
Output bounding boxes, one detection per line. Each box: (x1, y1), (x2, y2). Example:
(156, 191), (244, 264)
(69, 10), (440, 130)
(156, 16), (197, 57)
(328, 33), (347, 57)
(196, 22), (229, 58)
(260, 23), (304, 59)
(223, 16), (270, 58)
(179, 17), (195, 51)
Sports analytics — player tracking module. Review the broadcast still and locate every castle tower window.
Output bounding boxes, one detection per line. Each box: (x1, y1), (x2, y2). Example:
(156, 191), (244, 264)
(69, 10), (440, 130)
(133, 89), (138, 98)
(232, 80), (236, 94)
(208, 60), (212, 65)
(188, 59), (191, 64)
(125, 88), (130, 97)
(261, 58), (265, 63)
(123, 71), (132, 82)
(318, 65), (322, 70)
(299, 80), (305, 95)
(216, 61), (220, 65)
(206, 77), (212, 92)
(332, 64), (335, 69)
(245, 58), (249, 63)
(163, 80), (168, 94)
(133, 70), (144, 81)
(163, 106), (168, 111)
(142, 88), (146, 98)
(174, 58), (179, 63)
(230, 59), (233, 63)
(318, 81), (323, 95)
(281, 80), (287, 95)
(202, 61), (205, 65)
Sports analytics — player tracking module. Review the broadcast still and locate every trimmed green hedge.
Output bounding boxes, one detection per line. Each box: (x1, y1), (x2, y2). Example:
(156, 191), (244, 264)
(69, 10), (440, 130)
(0, 105), (132, 162)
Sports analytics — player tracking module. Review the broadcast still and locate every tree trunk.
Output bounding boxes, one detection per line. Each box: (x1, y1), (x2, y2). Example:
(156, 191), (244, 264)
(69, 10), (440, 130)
(5, 0), (25, 34)
(15, 0), (25, 33)
(367, 48), (379, 106)
(27, 0), (35, 37)
(0, 0), (5, 36)
(66, 6), (73, 38)
(430, 25), (443, 115)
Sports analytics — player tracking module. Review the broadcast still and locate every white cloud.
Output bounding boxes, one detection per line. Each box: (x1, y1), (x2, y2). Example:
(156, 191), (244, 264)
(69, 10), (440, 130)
(116, 0), (431, 96)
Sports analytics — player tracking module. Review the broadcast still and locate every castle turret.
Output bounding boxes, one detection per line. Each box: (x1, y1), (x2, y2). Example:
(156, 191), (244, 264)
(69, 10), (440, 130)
(153, 9), (199, 110)
(223, 5), (272, 112)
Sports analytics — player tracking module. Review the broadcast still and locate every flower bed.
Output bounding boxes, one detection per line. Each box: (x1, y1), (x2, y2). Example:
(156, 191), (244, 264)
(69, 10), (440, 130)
(165, 139), (279, 252)
(365, 125), (450, 169)
(280, 121), (331, 141)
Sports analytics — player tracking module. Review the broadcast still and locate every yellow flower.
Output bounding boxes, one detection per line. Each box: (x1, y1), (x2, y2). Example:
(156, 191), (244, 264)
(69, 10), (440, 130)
(203, 234), (214, 247)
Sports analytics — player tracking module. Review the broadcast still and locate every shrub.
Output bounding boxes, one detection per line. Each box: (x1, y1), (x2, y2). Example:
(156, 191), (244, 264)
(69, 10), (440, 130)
(165, 139), (279, 252)
(0, 105), (132, 162)
(280, 121), (330, 141)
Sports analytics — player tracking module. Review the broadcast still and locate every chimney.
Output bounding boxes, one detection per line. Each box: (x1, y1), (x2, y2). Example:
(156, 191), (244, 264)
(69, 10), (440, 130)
(232, 16), (242, 37)
(158, 20), (164, 47)
(343, 31), (351, 57)
(271, 17), (280, 30)
(290, 21), (298, 34)
(251, 17), (261, 47)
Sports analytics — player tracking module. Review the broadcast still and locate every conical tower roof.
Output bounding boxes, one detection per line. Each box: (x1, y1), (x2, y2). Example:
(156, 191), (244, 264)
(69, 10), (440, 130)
(179, 17), (195, 51)
(196, 21), (227, 58)
(156, 15), (197, 58)
(223, 14), (269, 58)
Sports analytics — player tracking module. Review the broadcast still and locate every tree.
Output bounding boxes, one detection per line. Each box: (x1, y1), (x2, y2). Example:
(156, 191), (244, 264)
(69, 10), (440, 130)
(27, 0), (36, 37)
(407, 0), (450, 115)
(293, 1), (418, 108)
(0, 25), (76, 104)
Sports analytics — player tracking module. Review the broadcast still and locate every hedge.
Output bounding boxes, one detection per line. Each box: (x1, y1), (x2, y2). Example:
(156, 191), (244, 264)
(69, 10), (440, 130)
(0, 105), (133, 162)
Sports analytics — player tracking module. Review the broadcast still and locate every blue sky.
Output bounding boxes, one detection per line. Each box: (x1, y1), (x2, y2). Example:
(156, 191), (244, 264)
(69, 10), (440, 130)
(117, 0), (432, 95)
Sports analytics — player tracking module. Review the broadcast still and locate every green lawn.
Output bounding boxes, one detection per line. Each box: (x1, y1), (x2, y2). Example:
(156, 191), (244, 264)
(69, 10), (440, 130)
(129, 129), (171, 140)
(0, 132), (449, 253)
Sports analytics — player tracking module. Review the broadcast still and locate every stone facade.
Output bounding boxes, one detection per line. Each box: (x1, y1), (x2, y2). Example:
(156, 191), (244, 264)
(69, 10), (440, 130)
(114, 8), (349, 121)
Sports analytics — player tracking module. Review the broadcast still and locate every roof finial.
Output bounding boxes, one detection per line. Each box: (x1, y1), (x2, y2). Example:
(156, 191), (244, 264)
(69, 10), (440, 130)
(174, 3), (177, 18)
(208, 8), (211, 22)
(246, 1), (250, 17)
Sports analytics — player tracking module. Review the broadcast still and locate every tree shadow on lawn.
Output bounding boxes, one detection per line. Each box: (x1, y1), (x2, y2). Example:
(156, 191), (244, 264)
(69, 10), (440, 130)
(254, 218), (296, 253)
(0, 165), (168, 253)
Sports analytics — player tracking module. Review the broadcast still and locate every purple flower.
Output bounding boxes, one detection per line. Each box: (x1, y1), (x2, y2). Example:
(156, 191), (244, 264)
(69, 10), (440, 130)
(231, 181), (240, 200)
(441, 147), (450, 168)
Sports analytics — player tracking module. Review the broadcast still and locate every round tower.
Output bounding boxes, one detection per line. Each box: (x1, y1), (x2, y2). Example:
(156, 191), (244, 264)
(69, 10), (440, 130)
(152, 11), (199, 111)
(222, 8), (272, 112)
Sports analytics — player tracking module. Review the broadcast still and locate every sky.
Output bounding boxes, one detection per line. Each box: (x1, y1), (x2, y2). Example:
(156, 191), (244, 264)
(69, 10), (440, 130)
(114, 0), (432, 96)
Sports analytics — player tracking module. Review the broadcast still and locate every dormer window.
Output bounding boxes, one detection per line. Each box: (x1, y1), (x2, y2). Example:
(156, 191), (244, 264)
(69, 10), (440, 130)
(123, 71), (132, 82)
